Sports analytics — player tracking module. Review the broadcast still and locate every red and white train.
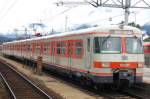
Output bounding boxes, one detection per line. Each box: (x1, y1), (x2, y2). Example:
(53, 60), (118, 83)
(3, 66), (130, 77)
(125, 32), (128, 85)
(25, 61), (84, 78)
(144, 42), (150, 67)
(2, 25), (144, 89)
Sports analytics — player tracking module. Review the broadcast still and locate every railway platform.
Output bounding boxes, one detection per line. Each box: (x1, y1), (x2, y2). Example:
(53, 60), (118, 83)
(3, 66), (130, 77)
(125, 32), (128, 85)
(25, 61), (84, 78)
(144, 67), (150, 84)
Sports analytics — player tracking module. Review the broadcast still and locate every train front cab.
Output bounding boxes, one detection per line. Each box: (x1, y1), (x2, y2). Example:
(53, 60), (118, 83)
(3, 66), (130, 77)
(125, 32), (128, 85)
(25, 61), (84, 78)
(91, 31), (144, 86)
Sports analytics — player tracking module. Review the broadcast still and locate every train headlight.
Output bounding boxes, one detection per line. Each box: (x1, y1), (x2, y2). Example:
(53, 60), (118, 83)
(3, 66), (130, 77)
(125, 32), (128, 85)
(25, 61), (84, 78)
(102, 62), (110, 68)
(138, 63), (144, 68)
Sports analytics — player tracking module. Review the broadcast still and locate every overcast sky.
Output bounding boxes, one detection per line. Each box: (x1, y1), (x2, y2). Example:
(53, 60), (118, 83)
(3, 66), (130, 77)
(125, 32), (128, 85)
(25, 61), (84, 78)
(0, 0), (150, 34)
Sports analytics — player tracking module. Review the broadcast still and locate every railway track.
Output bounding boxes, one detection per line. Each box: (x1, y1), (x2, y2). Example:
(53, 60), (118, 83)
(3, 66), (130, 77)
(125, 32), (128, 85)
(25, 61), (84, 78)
(0, 61), (52, 99)
(0, 73), (16, 99)
(0, 74), (11, 99)
(122, 83), (150, 99)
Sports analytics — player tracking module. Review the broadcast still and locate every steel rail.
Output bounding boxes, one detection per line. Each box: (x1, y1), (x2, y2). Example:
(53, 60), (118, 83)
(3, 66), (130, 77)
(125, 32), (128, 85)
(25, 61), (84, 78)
(122, 90), (145, 99)
(2, 62), (53, 99)
(0, 72), (17, 99)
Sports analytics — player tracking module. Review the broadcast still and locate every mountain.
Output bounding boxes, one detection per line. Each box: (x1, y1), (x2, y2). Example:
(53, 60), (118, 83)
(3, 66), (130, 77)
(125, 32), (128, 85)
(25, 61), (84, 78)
(71, 24), (92, 31)
(141, 23), (150, 35)
(144, 36), (150, 42)
(0, 35), (16, 44)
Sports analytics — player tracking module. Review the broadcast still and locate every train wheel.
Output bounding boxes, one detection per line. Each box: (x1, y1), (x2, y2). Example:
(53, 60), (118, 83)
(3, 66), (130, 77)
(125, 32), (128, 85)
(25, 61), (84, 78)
(111, 79), (129, 91)
(79, 77), (86, 87)
(111, 80), (121, 91)
(95, 84), (104, 91)
(93, 84), (99, 90)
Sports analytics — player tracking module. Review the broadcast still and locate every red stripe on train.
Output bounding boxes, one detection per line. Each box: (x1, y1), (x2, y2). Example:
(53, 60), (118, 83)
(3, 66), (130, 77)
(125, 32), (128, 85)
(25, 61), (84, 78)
(94, 62), (140, 68)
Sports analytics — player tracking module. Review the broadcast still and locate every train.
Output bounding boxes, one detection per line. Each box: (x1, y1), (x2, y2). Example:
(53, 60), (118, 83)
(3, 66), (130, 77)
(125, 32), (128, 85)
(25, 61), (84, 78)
(144, 42), (150, 67)
(0, 45), (2, 51)
(2, 25), (144, 90)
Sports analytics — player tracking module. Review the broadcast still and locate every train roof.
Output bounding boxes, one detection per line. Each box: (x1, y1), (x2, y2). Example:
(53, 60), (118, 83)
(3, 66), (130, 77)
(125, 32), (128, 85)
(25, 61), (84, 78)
(3, 25), (142, 45)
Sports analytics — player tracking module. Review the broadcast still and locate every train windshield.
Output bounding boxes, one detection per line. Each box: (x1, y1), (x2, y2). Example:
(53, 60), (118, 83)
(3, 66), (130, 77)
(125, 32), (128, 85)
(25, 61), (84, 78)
(94, 37), (121, 53)
(126, 37), (143, 54)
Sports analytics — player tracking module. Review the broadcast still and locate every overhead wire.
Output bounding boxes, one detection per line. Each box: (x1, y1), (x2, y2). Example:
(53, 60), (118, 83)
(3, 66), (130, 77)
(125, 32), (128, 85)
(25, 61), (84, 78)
(0, 0), (10, 16)
(84, 8), (144, 25)
(42, 5), (78, 23)
(0, 0), (18, 23)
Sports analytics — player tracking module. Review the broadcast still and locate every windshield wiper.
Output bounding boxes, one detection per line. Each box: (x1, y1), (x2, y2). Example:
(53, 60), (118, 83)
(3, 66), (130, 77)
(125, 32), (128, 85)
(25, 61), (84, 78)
(102, 35), (111, 45)
(134, 36), (142, 46)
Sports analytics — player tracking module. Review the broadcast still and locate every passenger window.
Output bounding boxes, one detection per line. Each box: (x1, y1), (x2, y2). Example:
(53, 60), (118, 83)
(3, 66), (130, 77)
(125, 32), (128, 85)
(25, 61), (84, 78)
(61, 42), (66, 55)
(35, 44), (41, 54)
(51, 42), (56, 55)
(68, 41), (74, 57)
(87, 38), (90, 52)
(75, 41), (82, 56)
(57, 42), (61, 55)
(27, 45), (31, 51)
(44, 43), (50, 54)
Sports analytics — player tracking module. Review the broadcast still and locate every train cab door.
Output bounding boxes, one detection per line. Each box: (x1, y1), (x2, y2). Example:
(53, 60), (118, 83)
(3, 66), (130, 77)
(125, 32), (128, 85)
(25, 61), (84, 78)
(68, 40), (74, 69)
(85, 38), (91, 70)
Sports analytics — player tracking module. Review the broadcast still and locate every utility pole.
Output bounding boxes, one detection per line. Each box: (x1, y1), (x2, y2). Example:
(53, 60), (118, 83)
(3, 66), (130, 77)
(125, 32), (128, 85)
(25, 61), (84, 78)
(131, 12), (137, 24)
(14, 28), (18, 39)
(56, 0), (150, 25)
(124, 0), (130, 25)
(24, 27), (27, 39)
(65, 16), (68, 32)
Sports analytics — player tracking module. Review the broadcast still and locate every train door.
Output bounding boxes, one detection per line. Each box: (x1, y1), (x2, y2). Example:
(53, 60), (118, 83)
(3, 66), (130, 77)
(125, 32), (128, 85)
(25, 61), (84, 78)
(32, 43), (35, 59)
(68, 40), (74, 69)
(51, 41), (56, 64)
(86, 38), (91, 70)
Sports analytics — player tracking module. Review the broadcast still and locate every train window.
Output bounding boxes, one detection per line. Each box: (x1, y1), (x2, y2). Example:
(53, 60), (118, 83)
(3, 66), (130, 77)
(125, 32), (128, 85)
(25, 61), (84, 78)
(35, 44), (41, 54)
(144, 46), (147, 50)
(126, 37), (143, 54)
(51, 41), (56, 55)
(87, 38), (90, 52)
(23, 45), (26, 51)
(44, 43), (50, 54)
(94, 37), (121, 53)
(94, 37), (101, 53)
(144, 46), (150, 50)
(57, 42), (61, 54)
(68, 41), (74, 57)
(61, 42), (66, 55)
(17, 45), (19, 51)
(27, 45), (31, 51)
(75, 41), (83, 56)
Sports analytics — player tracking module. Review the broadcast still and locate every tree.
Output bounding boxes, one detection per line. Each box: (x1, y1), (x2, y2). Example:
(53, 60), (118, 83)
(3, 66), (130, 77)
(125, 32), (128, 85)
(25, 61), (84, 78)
(128, 22), (141, 29)
(144, 37), (150, 42)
